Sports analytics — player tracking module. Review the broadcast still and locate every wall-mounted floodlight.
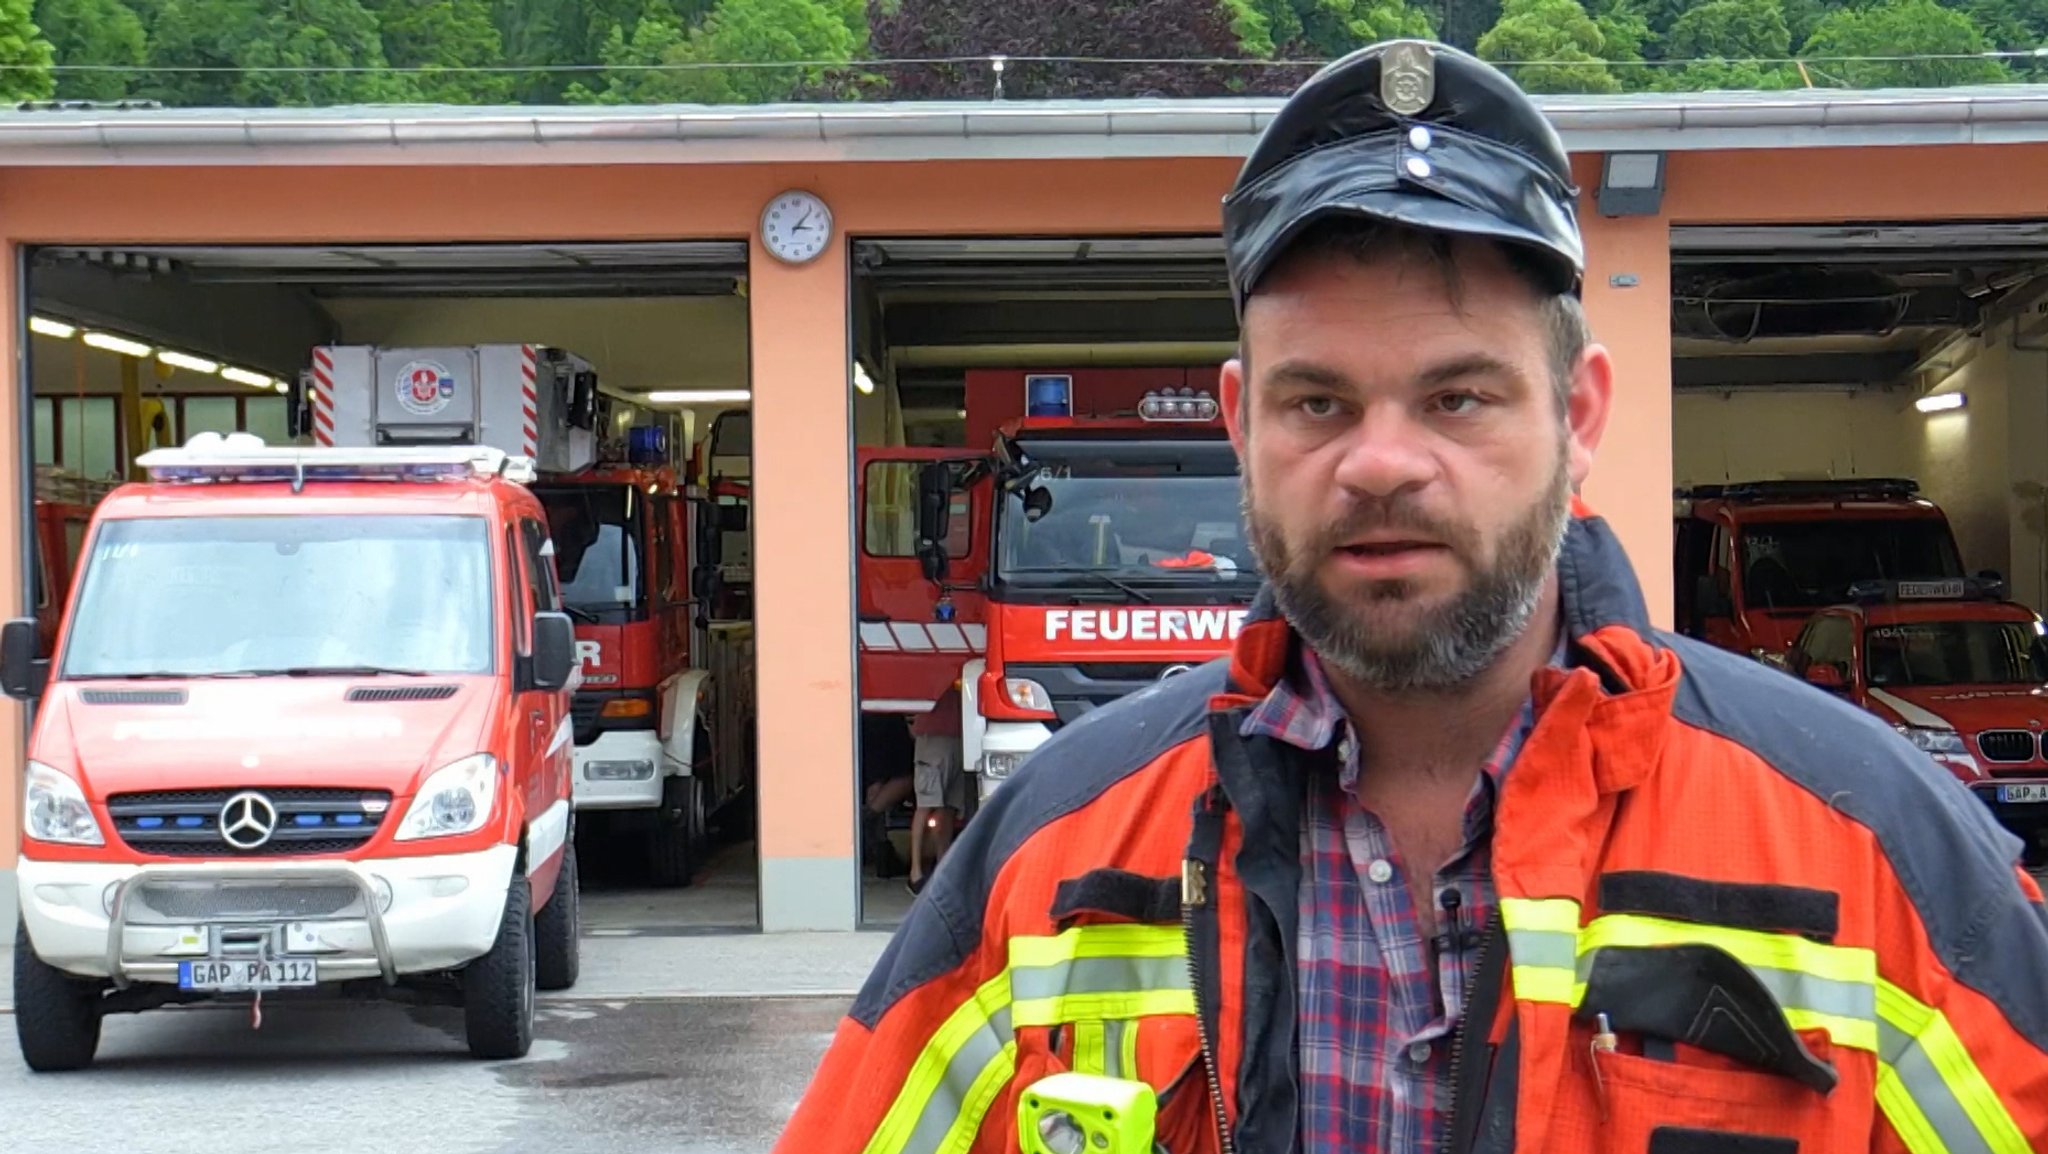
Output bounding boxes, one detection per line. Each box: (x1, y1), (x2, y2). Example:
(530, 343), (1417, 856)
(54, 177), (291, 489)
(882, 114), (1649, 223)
(1597, 152), (1666, 217)
(1916, 391), (1965, 413)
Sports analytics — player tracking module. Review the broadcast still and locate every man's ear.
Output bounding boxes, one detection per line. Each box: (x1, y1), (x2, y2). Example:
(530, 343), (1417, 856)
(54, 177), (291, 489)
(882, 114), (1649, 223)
(1220, 356), (1247, 456)
(1565, 342), (1614, 491)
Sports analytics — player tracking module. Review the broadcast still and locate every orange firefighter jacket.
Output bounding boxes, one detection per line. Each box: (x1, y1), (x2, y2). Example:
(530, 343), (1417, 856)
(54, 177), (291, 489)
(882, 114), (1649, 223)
(775, 509), (2048, 1154)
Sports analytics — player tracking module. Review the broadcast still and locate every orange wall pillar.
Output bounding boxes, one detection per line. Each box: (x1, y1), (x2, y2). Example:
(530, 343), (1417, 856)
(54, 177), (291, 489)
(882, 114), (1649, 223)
(1575, 186), (1674, 630)
(746, 223), (860, 932)
(0, 240), (20, 880)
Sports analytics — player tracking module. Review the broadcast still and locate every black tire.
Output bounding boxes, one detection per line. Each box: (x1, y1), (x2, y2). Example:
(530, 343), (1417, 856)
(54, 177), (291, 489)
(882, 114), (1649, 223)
(647, 774), (700, 889)
(462, 877), (536, 1061)
(13, 920), (103, 1073)
(534, 834), (581, 992)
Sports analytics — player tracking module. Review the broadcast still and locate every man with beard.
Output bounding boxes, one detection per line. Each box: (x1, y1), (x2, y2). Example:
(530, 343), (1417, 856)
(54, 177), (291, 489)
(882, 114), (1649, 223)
(775, 40), (2048, 1154)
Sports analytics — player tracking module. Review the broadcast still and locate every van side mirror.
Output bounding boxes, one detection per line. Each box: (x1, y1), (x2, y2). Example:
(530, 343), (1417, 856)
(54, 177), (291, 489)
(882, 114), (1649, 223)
(1804, 663), (1847, 692)
(531, 611), (575, 691)
(1, 617), (48, 700)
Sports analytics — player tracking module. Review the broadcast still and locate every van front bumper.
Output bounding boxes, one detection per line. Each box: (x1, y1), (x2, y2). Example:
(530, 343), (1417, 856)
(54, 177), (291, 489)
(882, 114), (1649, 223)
(15, 845), (519, 985)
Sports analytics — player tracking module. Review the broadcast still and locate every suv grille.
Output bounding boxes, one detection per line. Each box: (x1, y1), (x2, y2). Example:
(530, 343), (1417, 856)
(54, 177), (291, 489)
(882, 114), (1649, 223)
(106, 787), (393, 857)
(1977, 730), (2038, 764)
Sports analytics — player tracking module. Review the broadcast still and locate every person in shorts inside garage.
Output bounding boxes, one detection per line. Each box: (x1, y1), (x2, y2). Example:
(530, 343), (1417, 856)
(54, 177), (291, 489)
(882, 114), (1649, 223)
(906, 681), (965, 894)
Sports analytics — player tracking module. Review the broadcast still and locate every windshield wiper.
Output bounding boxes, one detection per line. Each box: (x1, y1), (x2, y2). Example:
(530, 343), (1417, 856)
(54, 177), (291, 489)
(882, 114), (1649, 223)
(563, 605), (603, 624)
(1030, 571), (1155, 603)
(236, 665), (431, 678)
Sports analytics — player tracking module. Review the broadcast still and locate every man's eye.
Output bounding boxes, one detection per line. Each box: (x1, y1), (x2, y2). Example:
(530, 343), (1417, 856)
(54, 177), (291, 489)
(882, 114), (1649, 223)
(1297, 396), (1337, 417)
(1436, 393), (1481, 414)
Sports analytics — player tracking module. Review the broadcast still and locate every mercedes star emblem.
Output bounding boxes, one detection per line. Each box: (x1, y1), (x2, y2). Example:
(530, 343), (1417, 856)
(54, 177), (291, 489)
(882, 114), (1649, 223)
(219, 791), (279, 850)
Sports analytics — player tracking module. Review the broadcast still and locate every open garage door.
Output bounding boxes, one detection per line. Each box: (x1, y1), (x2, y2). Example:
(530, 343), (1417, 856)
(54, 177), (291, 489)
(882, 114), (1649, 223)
(1669, 219), (2048, 873)
(21, 240), (767, 943)
(848, 235), (1250, 928)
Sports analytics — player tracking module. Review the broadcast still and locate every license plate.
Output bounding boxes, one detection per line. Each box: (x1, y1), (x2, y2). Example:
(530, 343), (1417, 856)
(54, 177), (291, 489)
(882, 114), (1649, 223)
(178, 959), (319, 991)
(1998, 783), (2048, 804)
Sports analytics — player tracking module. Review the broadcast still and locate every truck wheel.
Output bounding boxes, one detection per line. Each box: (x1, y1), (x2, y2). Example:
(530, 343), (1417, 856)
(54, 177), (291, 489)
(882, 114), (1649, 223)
(648, 774), (702, 889)
(534, 836), (581, 992)
(462, 878), (536, 1061)
(13, 920), (103, 1072)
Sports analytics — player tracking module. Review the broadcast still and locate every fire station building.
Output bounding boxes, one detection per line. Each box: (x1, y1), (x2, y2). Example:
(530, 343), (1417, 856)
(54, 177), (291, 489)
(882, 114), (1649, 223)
(5, 85), (2048, 937)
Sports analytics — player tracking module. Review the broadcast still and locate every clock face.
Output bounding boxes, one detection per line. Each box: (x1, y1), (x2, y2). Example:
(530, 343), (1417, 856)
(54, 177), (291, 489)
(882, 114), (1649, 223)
(762, 190), (832, 264)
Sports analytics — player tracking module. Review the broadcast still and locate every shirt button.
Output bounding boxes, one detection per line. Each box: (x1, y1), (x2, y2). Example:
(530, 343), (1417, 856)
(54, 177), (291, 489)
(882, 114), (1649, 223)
(1367, 859), (1395, 884)
(1408, 1042), (1432, 1063)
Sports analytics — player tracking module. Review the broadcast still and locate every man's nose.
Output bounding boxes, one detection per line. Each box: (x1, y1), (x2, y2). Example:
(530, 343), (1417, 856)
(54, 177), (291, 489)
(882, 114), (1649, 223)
(1329, 404), (1440, 500)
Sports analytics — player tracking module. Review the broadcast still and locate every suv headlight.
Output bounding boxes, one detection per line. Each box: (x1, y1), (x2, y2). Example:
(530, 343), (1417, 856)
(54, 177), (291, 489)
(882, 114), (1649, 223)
(24, 761), (103, 846)
(1895, 725), (1967, 757)
(395, 754), (501, 841)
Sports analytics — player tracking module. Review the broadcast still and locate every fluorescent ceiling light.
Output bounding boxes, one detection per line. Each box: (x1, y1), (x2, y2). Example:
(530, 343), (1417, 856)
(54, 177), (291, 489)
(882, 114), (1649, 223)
(647, 389), (749, 404)
(221, 367), (273, 388)
(1916, 392), (1965, 413)
(83, 331), (152, 357)
(29, 316), (75, 339)
(158, 350), (220, 374)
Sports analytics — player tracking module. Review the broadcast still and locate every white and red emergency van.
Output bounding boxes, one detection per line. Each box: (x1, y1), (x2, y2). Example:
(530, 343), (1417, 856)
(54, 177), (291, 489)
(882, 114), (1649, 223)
(4, 433), (580, 1071)
(302, 345), (755, 887)
(858, 368), (1257, 803)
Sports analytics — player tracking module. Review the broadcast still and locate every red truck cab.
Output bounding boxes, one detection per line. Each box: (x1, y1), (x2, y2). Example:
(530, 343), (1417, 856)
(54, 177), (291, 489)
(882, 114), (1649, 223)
(3, 435), (580, 1071)
(1782, 576), (2048, 868)
(859, 371), (1258, 804)
(1674, 477), (1973, 664)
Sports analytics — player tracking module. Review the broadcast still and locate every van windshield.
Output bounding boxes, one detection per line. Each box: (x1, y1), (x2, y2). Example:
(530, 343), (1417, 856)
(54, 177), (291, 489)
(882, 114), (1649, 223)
(61, 515), (496, 679)
(1738, 519), (1966, 611)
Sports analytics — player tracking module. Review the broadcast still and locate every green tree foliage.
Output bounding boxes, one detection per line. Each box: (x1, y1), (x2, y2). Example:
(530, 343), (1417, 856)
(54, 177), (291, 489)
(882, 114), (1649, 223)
(21, 0), (2043, 108)
(1657, 0), (1800, 90)
(1799, 0), (2010, 88)
(0, 0), (55, 101)
(139, 0), (415, 106)
(368, 0), (513, 104)
(1476, 0), (1626, 92)
(35, 0), (144, 100)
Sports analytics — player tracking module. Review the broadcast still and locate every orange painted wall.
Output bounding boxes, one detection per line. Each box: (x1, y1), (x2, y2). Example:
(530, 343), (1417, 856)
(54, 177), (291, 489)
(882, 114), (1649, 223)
(2, 141), (2045, 873)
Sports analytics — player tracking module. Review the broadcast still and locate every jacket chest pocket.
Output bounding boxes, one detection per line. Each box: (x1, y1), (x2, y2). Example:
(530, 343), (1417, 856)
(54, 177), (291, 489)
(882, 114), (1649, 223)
(1549, 940), (1866, 1154)
(1016, 868), (1211, 1151)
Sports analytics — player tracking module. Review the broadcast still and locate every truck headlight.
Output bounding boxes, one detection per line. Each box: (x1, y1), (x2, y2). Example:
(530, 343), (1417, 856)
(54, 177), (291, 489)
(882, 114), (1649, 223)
(24, 761), (103, 846)
(980, 751), (1027, 782)
(395, 754), (500, 841)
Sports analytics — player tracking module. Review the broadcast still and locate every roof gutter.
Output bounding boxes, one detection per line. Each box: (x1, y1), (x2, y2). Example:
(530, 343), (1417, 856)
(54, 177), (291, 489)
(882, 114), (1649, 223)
(0, 86), (2045, 166)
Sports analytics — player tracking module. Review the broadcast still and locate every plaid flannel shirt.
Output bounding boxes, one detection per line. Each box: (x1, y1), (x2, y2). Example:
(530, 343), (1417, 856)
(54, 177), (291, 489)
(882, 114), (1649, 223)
(1241, 631), (1565, 1154)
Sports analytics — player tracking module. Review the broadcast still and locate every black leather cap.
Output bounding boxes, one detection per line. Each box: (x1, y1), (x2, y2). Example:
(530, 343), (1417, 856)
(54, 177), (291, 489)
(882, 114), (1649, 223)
(1222, 39), (1584, 313)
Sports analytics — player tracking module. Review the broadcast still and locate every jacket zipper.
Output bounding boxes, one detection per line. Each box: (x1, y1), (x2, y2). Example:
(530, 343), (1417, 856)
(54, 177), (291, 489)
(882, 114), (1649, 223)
(1440, 907), (1508, 1154)
(1183, 786), (1235, 1154)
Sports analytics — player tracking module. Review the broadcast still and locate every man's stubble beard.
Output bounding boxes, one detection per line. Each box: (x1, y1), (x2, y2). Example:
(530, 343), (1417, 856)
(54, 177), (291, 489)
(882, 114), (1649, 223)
(1242, 435), (1573, 694)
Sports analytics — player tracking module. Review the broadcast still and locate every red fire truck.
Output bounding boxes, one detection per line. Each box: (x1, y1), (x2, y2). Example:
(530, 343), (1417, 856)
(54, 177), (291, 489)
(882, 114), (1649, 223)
(296, 344), (755, 887)
(857, 368), (1257, 804)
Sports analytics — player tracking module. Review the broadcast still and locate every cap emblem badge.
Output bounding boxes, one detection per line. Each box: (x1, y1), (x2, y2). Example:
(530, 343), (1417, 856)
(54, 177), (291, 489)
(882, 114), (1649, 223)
(1381, 41), (1436, 116)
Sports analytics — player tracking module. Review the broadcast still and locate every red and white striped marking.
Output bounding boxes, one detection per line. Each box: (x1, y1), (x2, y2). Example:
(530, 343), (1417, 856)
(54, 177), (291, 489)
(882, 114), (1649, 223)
(858, 621), (987, 654)
(519, 345), (540, 459)
(309, 347), (337, 447)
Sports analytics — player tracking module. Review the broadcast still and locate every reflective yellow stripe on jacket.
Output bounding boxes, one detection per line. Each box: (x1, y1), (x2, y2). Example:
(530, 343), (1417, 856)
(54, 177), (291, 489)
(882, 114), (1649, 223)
(862, 924), (1194, 1154)
(1500, 897), (2031, 1154)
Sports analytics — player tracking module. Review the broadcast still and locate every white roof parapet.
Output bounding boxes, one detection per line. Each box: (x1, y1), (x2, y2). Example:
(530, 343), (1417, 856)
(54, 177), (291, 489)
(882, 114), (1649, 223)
(1, 85), (2047, 166)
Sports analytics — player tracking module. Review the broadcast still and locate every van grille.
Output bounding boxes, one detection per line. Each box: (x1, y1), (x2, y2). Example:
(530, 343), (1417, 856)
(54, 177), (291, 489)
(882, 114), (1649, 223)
(106, 787), (392, 857)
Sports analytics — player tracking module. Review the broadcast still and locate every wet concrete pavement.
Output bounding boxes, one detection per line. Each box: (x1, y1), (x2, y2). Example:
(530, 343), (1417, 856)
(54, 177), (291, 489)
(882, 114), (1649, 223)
(0, 992), (847, 1154)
